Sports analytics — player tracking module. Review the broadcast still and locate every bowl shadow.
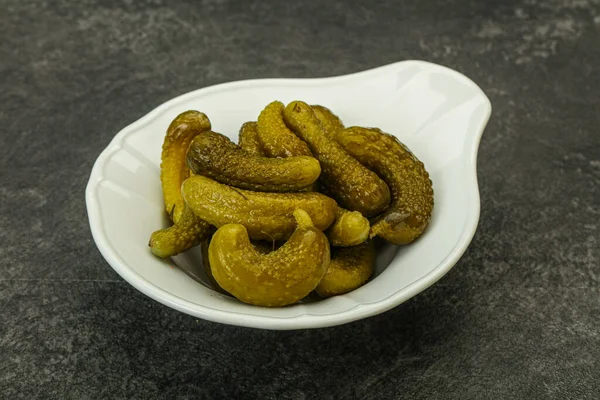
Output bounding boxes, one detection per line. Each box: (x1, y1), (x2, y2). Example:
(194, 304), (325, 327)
(83, 277), (469, 398)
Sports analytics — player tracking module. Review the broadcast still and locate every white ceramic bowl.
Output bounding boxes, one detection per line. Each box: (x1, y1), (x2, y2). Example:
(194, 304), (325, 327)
(86, 60), (491, 330)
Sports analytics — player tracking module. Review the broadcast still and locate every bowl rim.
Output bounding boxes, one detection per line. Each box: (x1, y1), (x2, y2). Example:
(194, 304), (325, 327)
(86, 60), (492, 330)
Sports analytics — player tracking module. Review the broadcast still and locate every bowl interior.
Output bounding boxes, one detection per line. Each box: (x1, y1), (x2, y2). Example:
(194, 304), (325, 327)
(88, 61), (490, 328)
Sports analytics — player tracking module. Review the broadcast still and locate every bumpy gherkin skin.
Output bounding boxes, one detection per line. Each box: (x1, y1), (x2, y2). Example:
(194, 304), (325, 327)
(283, 101), (391, 217)
(160, 110), (211, 224)
(336, 127), (434, 245)
(149, 205), (213, 258)
(201, 236), (275, 295)
(208, 210), (331, 307)
(312, 105), (345, 138)
(326, 208), (370, 247)
(238, 122), (265, 156)
(316, 241), (376, 298)
(182, 175), (338, 241)
(186, 130), (321, 192)
(257, 101), (312, 158)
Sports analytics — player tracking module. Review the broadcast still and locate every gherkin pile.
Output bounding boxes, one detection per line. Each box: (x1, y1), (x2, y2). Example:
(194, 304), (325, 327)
(148, 100), (433, 307)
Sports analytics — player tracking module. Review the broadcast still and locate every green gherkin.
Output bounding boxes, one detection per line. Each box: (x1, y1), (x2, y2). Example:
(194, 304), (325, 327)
(201, 236), (275, 296)
(316, 241), (376, 298)
(257, 101), (312, 158)
(237, 122), (265, 157)
(186, 130), (320, 192)
(283, 101), (391, 217)
(336, 127), (434, 245)
(209, 210), (330, 307)
(312, 104), (345, 138)
(326, 207), (370, 247)
(182, 175), (338, 241)
(149, 205), (213, 258)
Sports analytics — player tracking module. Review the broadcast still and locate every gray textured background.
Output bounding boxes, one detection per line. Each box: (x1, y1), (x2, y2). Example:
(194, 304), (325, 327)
(2, 0), (600, 399)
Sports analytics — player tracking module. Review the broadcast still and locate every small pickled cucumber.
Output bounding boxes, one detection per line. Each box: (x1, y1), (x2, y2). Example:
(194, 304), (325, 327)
(160, 110), (211, 223)
(257, 101), (312, 158)
(312, 105), (345, 138)
(336, 127), (434, 244)
(182, 175), (338, 241)
(316, 241), (376, 298)
(149, 205), (213, 258)
(326, 208), (370, 247)
(186, 130), (320, 192)
(201, 237), (275, 296)
(283, 101), (390, 217)
(209, 210), (330, 307)
(238, 122), (265, 156)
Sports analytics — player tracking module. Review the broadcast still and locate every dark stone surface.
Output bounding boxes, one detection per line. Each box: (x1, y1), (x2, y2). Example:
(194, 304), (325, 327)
(1, 0), (599, 398)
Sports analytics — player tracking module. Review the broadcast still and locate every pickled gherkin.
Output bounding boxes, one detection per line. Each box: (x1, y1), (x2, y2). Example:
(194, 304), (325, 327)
(283, 101), (390, 217)
(336, 127), (434, 244)
(159, 110), (211, 223)
(149, 205), (213, 258)
(312, 104), (345, 138)
(326, 208), (370, 247)
(257, 101), (312, 158)
(186, 130), (320, 192)
(238, 122), (265, 156)
(316, 241), (375, 298)
(209, 210), (330, 307)
(182, 175), (338, 241)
